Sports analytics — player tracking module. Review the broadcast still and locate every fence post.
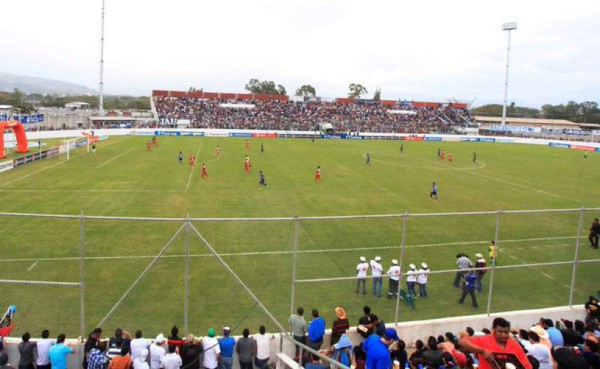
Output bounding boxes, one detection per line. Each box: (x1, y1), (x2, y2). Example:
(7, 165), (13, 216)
(486, 209), (502, 316)
(290, 216), (299, 319)
(184, 214), (191, 336)
(79, 210), (85, 341)
(394, 211), (408, 325)
(569, 208), (585, 307)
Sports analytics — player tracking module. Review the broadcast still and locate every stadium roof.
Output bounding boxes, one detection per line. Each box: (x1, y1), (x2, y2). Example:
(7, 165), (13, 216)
(474, 116), (578, 127)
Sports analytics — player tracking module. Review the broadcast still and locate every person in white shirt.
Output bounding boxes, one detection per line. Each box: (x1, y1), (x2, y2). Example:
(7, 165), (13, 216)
(386, 259), (401, 299)
(202, 328), (221, 369)
(527, 330), (552, 369)
(36, 330), (56, 369)
(417, 262), (429, 297)
(160, 345), (182, 369)
(130, 330), (152, 362)
(370, 256), (384, 298)
(406, 264), (418, 297)
(149, 334), (166, 369)
(355, 256), (369, 295)
(133, 348), (150, 369)
(254, 326), (272, 369)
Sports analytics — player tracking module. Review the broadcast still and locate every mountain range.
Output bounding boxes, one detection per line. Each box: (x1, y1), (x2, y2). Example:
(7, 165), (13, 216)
(0, 73), (97, 96)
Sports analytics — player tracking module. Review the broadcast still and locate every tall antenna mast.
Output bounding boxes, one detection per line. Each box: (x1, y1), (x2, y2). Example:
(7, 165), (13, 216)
(99, 0), (105, 116)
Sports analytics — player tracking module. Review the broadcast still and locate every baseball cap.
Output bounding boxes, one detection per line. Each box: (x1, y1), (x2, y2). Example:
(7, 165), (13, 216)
(223, 327), (231, 335)
(383, 328), (399, 341)
(155, 334), (166, 343)
(392, 259), (398, 265)
(375, 256), (381, 262)
(360, 256), (366, 262)
(409, 263), (416, 269)
(421, 262), (428, 269)
(207, 328), (215, 337)
(475, 253), (483, 258)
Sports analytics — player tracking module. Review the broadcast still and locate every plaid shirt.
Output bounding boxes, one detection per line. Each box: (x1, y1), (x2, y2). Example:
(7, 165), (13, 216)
(88, 348), (108, 369)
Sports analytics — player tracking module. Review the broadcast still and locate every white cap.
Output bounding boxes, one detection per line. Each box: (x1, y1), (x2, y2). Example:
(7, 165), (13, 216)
(155, 334), (166, 343)
(409, 263), (416, 269)
(360, 256), (366, 262)
(475, 253), (483, 258)
(375, 256), (381, 262)
(391, 259), (398, 265)
(421, 263), (428, 269)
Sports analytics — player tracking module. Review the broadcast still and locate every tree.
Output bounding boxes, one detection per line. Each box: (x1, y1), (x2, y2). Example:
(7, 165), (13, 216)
(295, 85), (316, 97)
(348, 83), (367, 99)
(188, 87), (203, 93)
(373, 87), (381, 101)
(245, 79), (287, 95)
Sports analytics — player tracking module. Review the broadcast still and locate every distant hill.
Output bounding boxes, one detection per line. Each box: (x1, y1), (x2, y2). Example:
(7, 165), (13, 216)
(0, 73), (97, 96)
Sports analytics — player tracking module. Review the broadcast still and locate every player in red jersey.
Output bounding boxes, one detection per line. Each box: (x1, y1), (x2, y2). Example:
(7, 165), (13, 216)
(201, 163), (208, 179)
(146, 140), (152, 152)
(441, 150), (445, 161)
(216, 145), (221, 157)
(315, 166), (321, 182)
(448, 152), (453, 163)
(245, 139), (250, 151)
(189, 154), (196, 168)
(152, 136), (158, 146)
(244, 156), (251, 174)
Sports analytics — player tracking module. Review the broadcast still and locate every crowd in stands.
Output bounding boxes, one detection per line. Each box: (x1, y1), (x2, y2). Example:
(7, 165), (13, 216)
(153, 97), (475, 134)
(0, 295), (598, 369)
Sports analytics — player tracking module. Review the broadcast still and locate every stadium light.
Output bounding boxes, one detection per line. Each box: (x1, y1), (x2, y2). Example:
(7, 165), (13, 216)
(501, 22), (517, 125)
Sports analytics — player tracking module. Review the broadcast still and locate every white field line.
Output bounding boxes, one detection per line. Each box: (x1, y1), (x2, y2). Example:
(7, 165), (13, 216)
(185, 140), (204, 192)
(0, 189), (183, 192)
(26, 261), (39, 271)
(96, 148), (135, 168)
(0, 235), (578, 263)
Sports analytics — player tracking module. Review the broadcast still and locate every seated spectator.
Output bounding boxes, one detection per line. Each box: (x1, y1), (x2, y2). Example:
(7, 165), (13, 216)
(353, 343), (366, 369)
(529, 326), (552, 351)
(558, 319), (581, 346)
(551, 346), (588, 369)
(390, 340), (408, 369)
(304, 354), (328, 369)
(329, 334), (353, 367)
(423, 336), (443, 368)
(409, 339), (425, 368)
(540, 318), (564, 347)
(440, 351), (457, 368)
(526, 331), (552, 369)
(583, 338), (600, 369)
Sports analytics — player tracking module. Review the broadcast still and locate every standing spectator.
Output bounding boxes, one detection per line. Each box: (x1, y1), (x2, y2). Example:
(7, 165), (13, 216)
(355, 256), (369, 295)
(458, 269), (478, 308)
(406, 264), (418, 297)
(48, 334), (74, 369)
(357, 306), (377, 339)
(167, 326), (184, 347)
(202, 328), (221, 369)
(107, 338), (125, 360)
(109, 328), (130, 349)
(370, 256), (383, 297)
(83, 327), (102, 369)
(386, 259), (401, 299)
(409, 340), (425, 368)
(308, 310), (325, 351)
(109, 346), (132, 369)
(254, 326), (271, 369)
(454, 253), (472, 288)
(17, 332), (36, 369)
(180, 335), (202, 369)
(149, 334), (167, 369)
(218, 327), (236, 369)
(132, 349), (149, 369)
(160, 345), (182, 369)
(288, 307), (307, 357)
(489, 241), (498, 264)
(474, 253), (487, 293)
(364, 328), (399, 369)
(235, 329), (255, 369)
(540, 319), (564, 347)
(589, 218), (600, 248)
(36, 330), (55, 369)
(330, 307), (349, 346)
(130, 330), (152, 362)
(458, 318), (532, 369)
(417, 262), (429, 297)
(585, 296), (600, 325)
(526, 331), (552, 369)
(87, 341), (109, 369)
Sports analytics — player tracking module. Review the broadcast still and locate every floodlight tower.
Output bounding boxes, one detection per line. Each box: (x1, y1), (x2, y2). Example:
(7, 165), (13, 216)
(99, 0), (106, 116)
(501, 22), (517, 125)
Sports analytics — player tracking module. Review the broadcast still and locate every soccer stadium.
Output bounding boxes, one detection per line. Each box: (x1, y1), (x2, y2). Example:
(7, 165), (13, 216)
(1, 2), (600, 369)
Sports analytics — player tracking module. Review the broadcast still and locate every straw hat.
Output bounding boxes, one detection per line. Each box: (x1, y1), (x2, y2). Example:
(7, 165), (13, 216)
(335, 307), (347, 320)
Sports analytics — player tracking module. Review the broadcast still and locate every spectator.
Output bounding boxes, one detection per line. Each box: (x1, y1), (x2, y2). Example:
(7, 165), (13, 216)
(109, 328), (130, 349)
(454, 253), (472, 288)
(583, 339), (600, 369)
(585, 296), (600, 325)
(35, 330), (55, 369)
(357, 306), (377, 339)
(130, 330), (152, 362)
(0, 353), (9, 369)
(83, 327), (102, 369)
(160, 345), (182, 369)
(218, 327), (235, 369)
(235, 329), (255, 369)
(526, 331), (552, 369)
(107, 338), (125, 360)
(528, 326), (551, 351)
(48, 334), (74, 369)
(364, 328), (399, 369)
(180, 335), (202, 369)
(308, 310), (325, 351)
(202, 328), (221, 369)
(329, 334), (353, 367)
(167, 326), (184, 347)
(353, 343), (367, 369)
(390, 339), (408, 369)
(87, 341), (109, 369)
(109, 346), (132, 369)
(132, 349), (149, 369)
(254, 326), (271, 369)
(149, 334), (167, 369)
(422, 336), (443, 368)
(458, 317), (532, 369)
(331, 307), (349, 346)
(288, 307), (307, 357)
(17, 332), (36, 369)
(304, 354), (327, 369)
(409, 339), (425, 368)
(551, 346), (588, 369)
(540, 318), (564, 347)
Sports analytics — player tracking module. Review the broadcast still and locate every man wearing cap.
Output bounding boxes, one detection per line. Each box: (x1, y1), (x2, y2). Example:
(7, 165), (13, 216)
(218, 327), (236, 369)
(370, 256), (384, 297)
(474, 254), (486, 293)
(458, 317), (532, 369)
(203, 328), (221, 369)
(150, 334), (167, 369)
(406, 264), (418, 298)
(417, 263), (429, 298)
(356, 256), (369, 295)
(386, 259), (401, 299)
(364, 328), (399, 369)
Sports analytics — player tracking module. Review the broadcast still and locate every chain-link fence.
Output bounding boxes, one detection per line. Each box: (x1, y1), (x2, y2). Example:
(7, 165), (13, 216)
(0, 208), (599, 340)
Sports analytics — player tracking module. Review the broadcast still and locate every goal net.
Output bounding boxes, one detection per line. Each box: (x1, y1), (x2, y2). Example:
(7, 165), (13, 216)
(60, 136), (89, 160)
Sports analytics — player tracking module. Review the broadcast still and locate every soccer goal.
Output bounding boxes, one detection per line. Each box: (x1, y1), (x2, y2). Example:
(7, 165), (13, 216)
(62, 136), (90, 160)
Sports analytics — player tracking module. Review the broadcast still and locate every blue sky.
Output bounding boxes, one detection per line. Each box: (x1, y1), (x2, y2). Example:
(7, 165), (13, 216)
(1, 0), (599, 108)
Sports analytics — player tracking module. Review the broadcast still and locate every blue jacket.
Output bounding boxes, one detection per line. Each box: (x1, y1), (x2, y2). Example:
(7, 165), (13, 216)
(364, 335), (391, 369)
(308, 317), (325, 342)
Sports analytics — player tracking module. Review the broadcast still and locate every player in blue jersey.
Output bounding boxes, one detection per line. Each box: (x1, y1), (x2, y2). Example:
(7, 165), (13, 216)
(430, 182), (438, 200)
(259, 171), (268, 189)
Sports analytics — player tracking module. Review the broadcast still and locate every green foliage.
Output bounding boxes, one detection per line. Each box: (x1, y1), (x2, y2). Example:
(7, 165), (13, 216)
(245, 78), (287, 95)
(472, 103), (540, 118)
(295, 85), (316, 97)
(348, 83), (368, 99)
(542, 101), (600, 123)
(373, 87), (381, 100)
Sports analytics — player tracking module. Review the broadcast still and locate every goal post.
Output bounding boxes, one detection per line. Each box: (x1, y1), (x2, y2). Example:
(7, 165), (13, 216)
(63, 136), (90, 160)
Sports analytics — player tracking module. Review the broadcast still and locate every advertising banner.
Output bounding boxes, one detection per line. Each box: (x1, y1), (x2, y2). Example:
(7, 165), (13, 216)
(229, 132), (253, 138)
(425, 137), (443, 141)
(252, 133), (277, 138)
(0, 160), (14, 173)
(548, 142), (570, 149)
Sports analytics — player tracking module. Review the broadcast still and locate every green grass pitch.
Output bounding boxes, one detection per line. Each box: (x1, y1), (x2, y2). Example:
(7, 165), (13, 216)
(0, 135), (599, 337)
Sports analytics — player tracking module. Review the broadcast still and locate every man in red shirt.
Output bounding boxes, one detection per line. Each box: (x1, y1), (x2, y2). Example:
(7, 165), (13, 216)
(315, 166), (321, 182)
(146, 140), (152, 152)
(201, 163), (208, 179)
(189, 154), (196, 168)
(216, 146), (221, 157)
(458, 317), (532, 369)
